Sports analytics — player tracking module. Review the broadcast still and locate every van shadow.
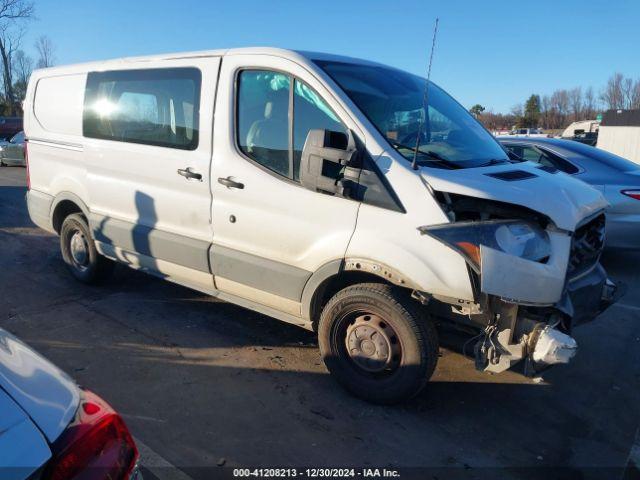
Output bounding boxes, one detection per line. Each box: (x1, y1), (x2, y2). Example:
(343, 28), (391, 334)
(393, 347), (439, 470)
(94, 190), (167, 280)
(132, 191), (156, 263)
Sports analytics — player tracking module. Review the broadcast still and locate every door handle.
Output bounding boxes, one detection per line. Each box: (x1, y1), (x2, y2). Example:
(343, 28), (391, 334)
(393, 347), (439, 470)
(217, 176), (244, 189)
(177, 167), (202, 181)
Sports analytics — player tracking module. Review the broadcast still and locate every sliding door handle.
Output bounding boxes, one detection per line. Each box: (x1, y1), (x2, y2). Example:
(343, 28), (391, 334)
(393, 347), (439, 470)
(177, 167), (202, 181)
(218, 177), (244, 189)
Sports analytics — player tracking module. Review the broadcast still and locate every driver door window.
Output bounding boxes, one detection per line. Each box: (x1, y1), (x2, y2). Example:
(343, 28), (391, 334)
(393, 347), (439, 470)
(236, 69), (346, 181)
(237, 70), (291, 177)
(293, 80), (347, 180)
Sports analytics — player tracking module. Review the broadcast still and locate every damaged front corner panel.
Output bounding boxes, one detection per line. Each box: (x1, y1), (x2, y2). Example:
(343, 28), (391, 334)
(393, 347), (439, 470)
(479, 230), (571, 305)
(344, 258), (420, 290)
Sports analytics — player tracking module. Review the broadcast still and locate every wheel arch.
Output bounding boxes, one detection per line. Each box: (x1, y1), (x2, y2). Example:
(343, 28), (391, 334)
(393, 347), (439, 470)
(302, 258), (420, 331)
(50, 192), (90, 234)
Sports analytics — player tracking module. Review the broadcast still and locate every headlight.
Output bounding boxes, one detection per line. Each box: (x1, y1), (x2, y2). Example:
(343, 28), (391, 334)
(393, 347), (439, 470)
(419, 220), (551, 272)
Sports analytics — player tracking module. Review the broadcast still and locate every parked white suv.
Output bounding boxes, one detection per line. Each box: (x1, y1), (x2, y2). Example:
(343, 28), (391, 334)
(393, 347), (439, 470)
(24, 48), (618, 403)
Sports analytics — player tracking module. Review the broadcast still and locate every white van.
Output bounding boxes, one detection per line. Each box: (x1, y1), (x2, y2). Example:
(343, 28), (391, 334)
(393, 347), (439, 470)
(24, 48), (618, 403)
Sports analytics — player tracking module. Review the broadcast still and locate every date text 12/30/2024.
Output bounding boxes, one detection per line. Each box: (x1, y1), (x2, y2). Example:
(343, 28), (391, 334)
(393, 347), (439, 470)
(233, 468), (401, 478)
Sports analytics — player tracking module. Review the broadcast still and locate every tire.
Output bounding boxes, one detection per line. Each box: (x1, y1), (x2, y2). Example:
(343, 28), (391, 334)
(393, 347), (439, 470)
(60, 213), (114, 284)
(318, 283), (438, 404)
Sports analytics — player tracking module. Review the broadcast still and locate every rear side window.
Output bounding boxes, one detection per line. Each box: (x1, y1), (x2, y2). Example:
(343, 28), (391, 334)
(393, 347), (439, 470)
(83, 68), (201, 150)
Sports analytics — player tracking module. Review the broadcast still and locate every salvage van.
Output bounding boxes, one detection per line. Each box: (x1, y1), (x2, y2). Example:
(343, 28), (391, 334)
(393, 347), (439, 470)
(24, 48), (619, 403)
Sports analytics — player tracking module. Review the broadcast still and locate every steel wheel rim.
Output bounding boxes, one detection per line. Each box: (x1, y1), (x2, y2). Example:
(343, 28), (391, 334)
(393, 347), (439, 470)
(344, 312), (402, 374)
(69, 230), (89, 271)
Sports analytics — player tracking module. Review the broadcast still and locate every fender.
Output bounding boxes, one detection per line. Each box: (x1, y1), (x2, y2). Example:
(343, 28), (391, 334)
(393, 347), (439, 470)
(300, 259), (343, 322)
(50, 191), (91, 232)
(300, 257), (421, 323)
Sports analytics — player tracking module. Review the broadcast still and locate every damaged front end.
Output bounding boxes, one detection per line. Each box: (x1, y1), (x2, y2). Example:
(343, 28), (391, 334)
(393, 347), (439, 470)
(419, 193), (622, 375)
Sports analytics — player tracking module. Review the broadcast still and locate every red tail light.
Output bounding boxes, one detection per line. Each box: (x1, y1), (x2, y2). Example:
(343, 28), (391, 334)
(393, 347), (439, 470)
(24, 139), (30, 191)
(44, 389), (139, 480)
(622, 189), (640, 201)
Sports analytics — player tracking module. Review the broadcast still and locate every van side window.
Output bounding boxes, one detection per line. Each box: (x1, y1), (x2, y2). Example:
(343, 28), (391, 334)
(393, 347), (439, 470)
(83, 68), (201, 150)
(237, 70), (291, 177)
(237, 70), (348, 181)
(293, 80), (346, 180)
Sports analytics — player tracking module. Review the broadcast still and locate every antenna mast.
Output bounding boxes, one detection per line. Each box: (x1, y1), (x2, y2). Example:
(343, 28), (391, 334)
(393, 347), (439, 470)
(412, 17), (440, 170)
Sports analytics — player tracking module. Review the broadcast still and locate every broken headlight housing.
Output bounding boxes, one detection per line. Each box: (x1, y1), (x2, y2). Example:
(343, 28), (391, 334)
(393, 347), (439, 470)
(419, 220), (551, 272)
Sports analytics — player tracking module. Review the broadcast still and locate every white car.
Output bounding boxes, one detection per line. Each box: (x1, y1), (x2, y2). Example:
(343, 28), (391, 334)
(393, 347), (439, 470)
(23, 48), (618, 403)
(0, 327), (140, 479)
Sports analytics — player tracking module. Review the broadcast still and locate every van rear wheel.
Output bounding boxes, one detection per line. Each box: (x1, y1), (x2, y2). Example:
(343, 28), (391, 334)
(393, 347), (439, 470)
(60, 213), (114, 284)
(318, 283), (438, 404)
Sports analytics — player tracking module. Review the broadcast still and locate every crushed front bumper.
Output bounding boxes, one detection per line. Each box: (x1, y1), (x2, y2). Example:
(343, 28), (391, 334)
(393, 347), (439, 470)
(556, 263), (624, 327)
(475, 262), (623, 374)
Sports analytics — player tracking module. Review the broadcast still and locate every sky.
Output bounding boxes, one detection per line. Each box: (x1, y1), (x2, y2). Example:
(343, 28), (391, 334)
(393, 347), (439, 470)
(20, 0), (640, 113)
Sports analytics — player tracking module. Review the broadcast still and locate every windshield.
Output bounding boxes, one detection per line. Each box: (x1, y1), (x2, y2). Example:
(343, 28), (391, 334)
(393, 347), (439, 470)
(315, 60), (509, 169)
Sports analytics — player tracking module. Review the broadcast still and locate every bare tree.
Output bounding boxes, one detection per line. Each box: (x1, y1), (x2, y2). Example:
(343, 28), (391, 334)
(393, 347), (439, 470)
(547, 89), (570, 129)
(584, 86), (597, 119)
(0, 26), (24, 113)
(601, 73), (625, 110)
(0, 0), (33, 115)
(632, 80), (640, 110)
(12, 47), (28, 81)
(476, 109), (517, 132)
(540, 94), (551, 129)
(12, 47), (31, 100)
(568, 87), (583, 122)
(34, 34), (54, 68)
(621, 77), (635, 109)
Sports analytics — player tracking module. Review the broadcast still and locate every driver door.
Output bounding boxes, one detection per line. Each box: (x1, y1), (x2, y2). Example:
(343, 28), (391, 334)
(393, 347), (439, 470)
(210, 54), (361, 317)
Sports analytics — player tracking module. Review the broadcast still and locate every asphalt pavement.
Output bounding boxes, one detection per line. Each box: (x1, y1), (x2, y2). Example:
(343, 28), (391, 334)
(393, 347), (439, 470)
(1, 166), (639, 480)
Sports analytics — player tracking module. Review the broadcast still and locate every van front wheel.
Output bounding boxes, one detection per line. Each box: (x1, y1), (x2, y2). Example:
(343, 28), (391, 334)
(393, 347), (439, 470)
(318, 283), (438, 404)
(60, 213), (114, 284)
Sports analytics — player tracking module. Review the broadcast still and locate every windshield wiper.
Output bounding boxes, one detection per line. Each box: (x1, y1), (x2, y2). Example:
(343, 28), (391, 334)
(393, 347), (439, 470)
(387, 139), (462, 170)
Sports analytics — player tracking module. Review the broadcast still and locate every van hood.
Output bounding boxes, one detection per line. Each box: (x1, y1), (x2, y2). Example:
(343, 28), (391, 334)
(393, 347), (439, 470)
(422, 161), (608, 230)
(0, 328), (79, 443)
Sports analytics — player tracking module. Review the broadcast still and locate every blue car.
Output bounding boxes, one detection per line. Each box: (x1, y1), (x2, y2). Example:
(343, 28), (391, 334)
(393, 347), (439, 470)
(0, 328), (140, 480)
(498, 137), (640, 249)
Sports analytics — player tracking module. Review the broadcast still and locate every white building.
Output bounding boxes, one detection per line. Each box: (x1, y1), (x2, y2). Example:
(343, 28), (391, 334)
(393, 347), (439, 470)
(597, 110), (640, 165)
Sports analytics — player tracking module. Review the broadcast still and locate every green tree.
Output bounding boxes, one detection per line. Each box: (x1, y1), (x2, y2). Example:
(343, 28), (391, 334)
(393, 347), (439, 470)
(469, 104), (485, 118)
(523, 94), (541, 127)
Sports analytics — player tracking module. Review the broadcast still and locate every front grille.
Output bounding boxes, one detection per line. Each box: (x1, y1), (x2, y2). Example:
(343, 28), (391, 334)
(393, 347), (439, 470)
(568, 213), (605, 278)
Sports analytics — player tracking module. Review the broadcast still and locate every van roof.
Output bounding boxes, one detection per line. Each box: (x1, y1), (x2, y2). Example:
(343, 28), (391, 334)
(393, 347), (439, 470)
(31, 47), (386, 76)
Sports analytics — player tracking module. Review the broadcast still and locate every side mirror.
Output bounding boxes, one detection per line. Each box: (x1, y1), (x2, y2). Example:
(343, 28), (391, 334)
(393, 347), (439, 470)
(299, 129), (359, 195)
